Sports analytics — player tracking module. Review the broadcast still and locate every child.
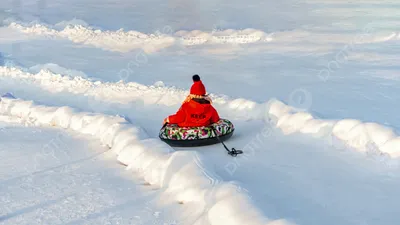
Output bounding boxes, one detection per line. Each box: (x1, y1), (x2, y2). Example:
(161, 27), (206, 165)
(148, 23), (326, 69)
(163, 75), (220, 127)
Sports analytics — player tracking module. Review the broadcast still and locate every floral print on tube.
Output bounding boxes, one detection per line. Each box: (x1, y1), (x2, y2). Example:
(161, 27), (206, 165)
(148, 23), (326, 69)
(160, 119), (234, 140)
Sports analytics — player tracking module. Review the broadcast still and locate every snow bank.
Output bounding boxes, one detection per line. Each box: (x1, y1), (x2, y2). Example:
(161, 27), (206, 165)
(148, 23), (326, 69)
(29, 63), (89, 79)
(7, 19), (399, 56)
(0, 66), (263, 120)
(265, 99), (400, 158)
(0, 94), (294, 225)
(175, 28), (273, 45)
(8, 21), (175, 53)
(7, 21), (272, 53)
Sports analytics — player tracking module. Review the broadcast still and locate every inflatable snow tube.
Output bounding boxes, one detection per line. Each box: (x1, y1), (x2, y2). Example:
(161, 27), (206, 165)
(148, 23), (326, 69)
(159, 119), (235, 147)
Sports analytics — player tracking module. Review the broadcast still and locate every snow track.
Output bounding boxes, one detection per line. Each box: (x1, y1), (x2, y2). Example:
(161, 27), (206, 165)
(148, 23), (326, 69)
(0, 95), (291, 225)
(0, 119), (183, 225)
(1, 65), (399, 160)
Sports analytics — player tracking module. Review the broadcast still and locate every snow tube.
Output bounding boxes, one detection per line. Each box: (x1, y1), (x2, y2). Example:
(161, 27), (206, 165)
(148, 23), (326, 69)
(159, 119), (235, 147)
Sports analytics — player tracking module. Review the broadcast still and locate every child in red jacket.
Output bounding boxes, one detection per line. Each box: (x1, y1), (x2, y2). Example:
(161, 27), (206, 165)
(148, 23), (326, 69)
(163, 75), (220, 127)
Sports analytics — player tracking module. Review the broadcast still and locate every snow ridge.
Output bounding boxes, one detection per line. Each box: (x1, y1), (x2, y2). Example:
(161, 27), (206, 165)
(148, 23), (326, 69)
(265, 99), (400, 160)
(8, 22), (176, 53)
(6, 20), (399, 54)
(0, 66), (264, 121)
(7, 21), (273, 53)
(0, 94), (294, 225)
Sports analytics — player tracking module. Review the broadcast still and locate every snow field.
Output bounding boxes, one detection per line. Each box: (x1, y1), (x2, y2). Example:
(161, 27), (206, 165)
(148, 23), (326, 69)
(0, 95), (292, 225)
(1, 0), (399, 223)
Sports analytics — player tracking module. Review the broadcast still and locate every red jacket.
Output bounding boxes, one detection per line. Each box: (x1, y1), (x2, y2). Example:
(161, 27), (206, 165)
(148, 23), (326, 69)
(168, 98), (220, 127)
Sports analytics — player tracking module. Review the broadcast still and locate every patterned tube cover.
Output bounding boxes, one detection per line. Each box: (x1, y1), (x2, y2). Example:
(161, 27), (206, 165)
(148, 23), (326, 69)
(159, 119), (234, 140)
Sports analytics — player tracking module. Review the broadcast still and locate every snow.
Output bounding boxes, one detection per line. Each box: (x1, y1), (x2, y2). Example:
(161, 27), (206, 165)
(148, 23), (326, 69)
(0, 119), (180, 225)
(6, 20), (399, 55)
(265, 99), (400, 157)
(2, 66), (400, 158)
(6, 20), (273, 53)
(7, 21), (176, 53)
(0, 65), (263, 120)
(1, 0), (400, 224)
(0, 94), (284, 225)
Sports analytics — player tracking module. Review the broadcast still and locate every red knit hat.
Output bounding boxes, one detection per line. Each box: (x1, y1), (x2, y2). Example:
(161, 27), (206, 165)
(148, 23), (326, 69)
(190, 75), (206, 95)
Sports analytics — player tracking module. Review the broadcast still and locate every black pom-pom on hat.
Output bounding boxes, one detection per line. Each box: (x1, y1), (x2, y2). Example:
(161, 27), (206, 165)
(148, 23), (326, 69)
(192, 74), (201, 82)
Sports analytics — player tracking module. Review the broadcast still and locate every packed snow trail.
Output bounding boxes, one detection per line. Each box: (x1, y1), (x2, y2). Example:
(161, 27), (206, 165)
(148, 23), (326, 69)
(0, 121), (182, 225)
(191, 120), (400, 225)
